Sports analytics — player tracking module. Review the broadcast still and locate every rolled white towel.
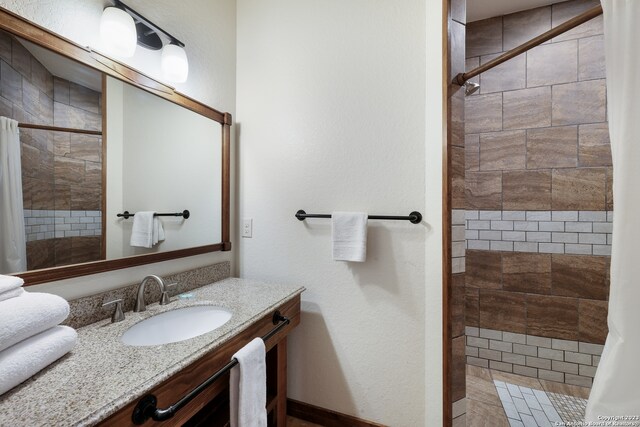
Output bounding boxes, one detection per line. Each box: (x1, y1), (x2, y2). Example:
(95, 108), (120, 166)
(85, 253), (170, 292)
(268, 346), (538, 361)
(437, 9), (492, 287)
(0, 325), (77, 395)
(0, 287), (24, 302)
(0, 292), (70, 352)
(0, 274), (23, 294)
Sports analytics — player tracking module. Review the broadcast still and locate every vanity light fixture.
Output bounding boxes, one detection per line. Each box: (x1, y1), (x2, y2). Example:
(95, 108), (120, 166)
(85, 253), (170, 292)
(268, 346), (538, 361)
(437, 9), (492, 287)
(100, 0), (189, 83)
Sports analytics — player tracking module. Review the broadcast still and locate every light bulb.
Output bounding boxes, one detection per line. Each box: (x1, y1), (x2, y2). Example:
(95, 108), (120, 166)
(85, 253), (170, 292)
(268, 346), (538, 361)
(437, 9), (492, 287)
(161, 43), (189, 83)
(100, 7), (137, 58)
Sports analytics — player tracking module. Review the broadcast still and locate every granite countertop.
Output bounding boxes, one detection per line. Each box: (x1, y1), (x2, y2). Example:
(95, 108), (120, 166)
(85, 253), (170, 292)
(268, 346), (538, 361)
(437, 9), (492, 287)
(0, 278), (304, 427)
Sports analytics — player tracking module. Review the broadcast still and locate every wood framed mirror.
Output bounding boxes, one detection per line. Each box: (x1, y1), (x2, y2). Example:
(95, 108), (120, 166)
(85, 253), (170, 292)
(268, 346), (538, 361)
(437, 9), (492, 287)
(0, 7), (231, 285)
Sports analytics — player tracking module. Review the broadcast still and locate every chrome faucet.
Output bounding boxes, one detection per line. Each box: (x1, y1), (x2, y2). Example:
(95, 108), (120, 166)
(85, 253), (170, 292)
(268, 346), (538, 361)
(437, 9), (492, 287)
(134, 275), (176, 312)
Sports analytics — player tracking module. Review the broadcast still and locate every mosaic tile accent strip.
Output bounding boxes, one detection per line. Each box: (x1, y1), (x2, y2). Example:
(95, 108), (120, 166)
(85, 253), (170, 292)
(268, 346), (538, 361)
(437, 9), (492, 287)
(465, 210), (613, 255)
(494, 380), (564, 426)
(547, 392), (588, 425)
(24, 209), (102, 241)
(453, 209), (466, 273)
(466, 327), (602, 387)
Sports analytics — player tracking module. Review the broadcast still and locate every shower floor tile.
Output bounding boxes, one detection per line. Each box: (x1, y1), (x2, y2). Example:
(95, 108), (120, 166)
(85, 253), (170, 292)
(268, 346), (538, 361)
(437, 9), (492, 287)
(494, 379), (587, 426)
(466, 366), (589, 427)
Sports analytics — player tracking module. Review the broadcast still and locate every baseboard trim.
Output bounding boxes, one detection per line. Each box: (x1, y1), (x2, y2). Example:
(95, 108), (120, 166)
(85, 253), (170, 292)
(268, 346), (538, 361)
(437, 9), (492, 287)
(287, 398), (387, 427)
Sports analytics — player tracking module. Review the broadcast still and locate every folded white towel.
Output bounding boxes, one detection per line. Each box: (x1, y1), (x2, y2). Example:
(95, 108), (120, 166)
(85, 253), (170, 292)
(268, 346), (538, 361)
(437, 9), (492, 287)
(0, 287), (24, 302)
(0, 292), (70, 352)
(0, 274), (23, 294)
(0, 325), (77, 395)
(230, 338), (267, 427)
(130, 211), (165, 248)
(332, 211), (368, 262)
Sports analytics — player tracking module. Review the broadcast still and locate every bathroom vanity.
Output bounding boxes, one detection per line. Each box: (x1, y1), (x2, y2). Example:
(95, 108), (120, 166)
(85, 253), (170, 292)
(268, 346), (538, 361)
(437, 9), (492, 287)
(0, 278), (303, 426)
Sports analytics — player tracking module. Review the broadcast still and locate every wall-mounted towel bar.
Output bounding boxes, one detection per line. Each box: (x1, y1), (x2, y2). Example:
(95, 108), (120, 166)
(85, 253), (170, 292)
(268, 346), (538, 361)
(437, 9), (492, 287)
(131, 311), (290, 424)
(117, 210), (190, 219)
(295, 209), (423, 224)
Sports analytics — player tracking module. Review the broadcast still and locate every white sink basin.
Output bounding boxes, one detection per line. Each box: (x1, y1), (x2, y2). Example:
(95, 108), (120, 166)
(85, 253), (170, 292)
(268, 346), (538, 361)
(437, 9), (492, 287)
(121, 305), (232, 346)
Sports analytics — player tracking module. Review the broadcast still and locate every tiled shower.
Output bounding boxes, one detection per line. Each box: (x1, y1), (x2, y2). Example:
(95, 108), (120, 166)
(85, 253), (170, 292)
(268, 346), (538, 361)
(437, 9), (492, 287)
(463, 0), (609, 388)
(0, 31), (104, 270)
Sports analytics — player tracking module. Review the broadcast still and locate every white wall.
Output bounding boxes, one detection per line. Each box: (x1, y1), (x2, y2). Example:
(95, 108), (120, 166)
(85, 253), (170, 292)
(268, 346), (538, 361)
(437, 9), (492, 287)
(1, 0), (238, 298)
(236, 1), (443, 425)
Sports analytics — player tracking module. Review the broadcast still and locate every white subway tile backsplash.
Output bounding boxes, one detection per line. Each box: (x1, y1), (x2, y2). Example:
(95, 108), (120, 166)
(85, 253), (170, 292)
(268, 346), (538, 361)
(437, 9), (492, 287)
(491, 220), (514, 231)
(466, 326), (480, 337)
(452, 209), (466, 225)
(579, 233), (607, 245)
(552, 211), (578, 221)
(565, 351), (591, 365)
(526, 232), (552, 242)
(502, 231), (526, 241)
(491, 241), (513, 251)
(468, 220), (491, 230)
(480, 211), (502, 220)
(465, 230), (479, 240)
(527, 335), (552, 348)
(552, 232), (578, 243)
(551, 339), (579, 352)
(466, 210), (479, 220)
(502, 211), (526, 220)
(514, 221), (539, 231)
(23, 210), (102, 241)
(527, 211), (551, 221)
(592, 245), (611, 256)
(468, 240), (491, 250)
(552, 360), (579, 374)
(514, 242), (539, 252)
(538, 347), (564, 361)
(479, 230), (502, 240)
(579, 342), (604, 355)
(539, 221), (564, 232)
(565, 244), (592, 255)
(538, 243), (564, 254)
(565, 222), (592, 232)
(579, 211), (607, 222)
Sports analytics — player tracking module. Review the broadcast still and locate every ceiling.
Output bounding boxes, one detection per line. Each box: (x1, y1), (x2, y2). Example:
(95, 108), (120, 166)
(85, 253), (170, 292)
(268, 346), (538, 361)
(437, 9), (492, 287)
(467, 0), (558, 22)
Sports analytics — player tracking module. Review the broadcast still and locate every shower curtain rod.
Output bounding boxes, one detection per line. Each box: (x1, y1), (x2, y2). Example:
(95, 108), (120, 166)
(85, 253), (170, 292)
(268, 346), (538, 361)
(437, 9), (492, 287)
(454, 4), (603, 86)
(17, 122), (102, 136)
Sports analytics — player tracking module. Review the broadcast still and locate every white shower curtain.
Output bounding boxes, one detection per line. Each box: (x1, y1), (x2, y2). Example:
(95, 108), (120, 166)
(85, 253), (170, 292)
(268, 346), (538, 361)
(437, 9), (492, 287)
(585, 0), (640, 419)
(0, 117), (26, 274)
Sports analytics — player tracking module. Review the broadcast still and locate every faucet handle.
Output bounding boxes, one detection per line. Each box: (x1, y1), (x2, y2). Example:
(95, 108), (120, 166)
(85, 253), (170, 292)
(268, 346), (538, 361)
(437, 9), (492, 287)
(102, 299), (125, 323)
(160, 283), (177, 305)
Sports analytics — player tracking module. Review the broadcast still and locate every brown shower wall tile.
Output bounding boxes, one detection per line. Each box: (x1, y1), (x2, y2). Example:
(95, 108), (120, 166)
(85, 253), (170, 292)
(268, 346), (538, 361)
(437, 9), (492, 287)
(479, 52), (525, 94)
(503, 6), (551, 51)
(579, 299), (608, 343)
(578, 123), (611, 167)
(452, 335), (467, 402)
(503, 87), (552, 130)
(466, 17), (502, 58)
(552, 168), (606, 210)
(551, 254), (610, 300)
(578, 35), (605, 80)
(479, 289), (527, 333)
(452, 146), (465, 209)
(466, 171), (502, 210)
(527, 40), (578, 87)
(503, 170), (551, 211)
(479, 130), (526, 171)
(526, 294), (579, 340)
(465, 287), (480, 327)
(503, 253), (551, 294)
(526, 126), (578, 169)
(551, 0), (603, 43)
(465, 93), (502, 134)
(466, 250), (502, 289)
(465, 134), (480, 171)
(552, 80), (607, 126)
(452, 273), (466, 338)
(606, 168), (613, 211)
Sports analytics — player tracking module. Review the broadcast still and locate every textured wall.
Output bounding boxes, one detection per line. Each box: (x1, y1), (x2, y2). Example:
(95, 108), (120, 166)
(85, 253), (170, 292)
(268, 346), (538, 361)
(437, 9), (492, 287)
(236, 0), (444, 425)
(4, 0), (238, 298)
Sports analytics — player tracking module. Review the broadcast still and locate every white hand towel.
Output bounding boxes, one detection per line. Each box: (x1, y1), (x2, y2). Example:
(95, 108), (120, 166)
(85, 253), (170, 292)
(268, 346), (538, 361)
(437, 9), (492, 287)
(332, 211), (368, 262)
(0, 292), (70, 352)
(230, 338), (267, 427)
(0, 287), (24, 302)
(130, 212), (165, 248)
(0, 274), (23, 294)
(0, 325), (77, 395)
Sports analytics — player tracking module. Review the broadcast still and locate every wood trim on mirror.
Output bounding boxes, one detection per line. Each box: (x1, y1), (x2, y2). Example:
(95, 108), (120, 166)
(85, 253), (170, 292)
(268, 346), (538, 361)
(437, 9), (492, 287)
(0, 7), (232, 285)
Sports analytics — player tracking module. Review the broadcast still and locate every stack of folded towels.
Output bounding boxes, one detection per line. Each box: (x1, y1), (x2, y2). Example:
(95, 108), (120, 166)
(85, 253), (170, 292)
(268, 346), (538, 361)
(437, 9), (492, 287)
(0, 275), (77, 395)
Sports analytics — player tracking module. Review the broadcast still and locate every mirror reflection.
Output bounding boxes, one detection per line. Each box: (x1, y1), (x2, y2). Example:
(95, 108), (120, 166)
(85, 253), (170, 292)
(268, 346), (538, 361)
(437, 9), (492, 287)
(0, 29), (222, 275)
